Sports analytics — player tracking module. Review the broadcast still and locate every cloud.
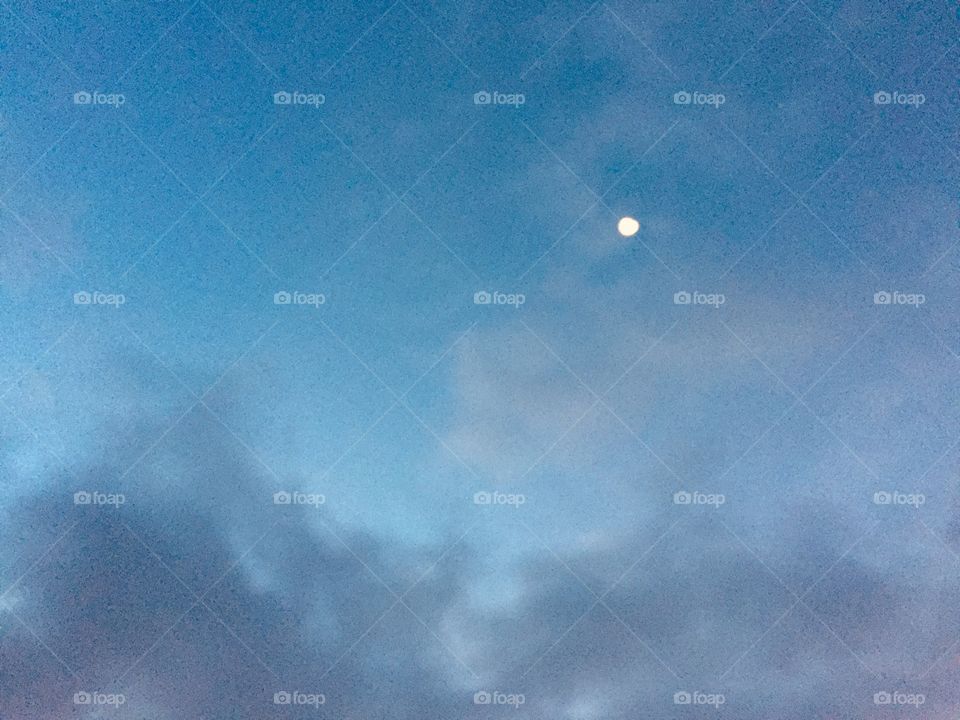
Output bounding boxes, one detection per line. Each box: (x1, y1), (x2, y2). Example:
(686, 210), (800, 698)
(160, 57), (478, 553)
(2, 385), (959, 719)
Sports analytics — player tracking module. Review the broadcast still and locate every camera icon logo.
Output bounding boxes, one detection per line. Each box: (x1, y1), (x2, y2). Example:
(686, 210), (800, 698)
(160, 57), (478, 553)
(474, 291), (492, 305)
(873, 291), (891, 305)
(473, 491), (492, 505)
(274, 691), (292, 704)
(273, 491), (292, 505)
(273, 91), (292, 105)
(474, 691), (492, 704)
(274, 291), (292, 305)
(673, 91), (692, 105)
(673, 491), (692, 505)
(673, 291), (691, 305)
(873, 491), (892, 505)
(873, 91), (892, 105)
(74, 491), (92, 505)
(874, 691), (892, 705)
(674, 691), (692, 704)
(73, 91), (92, 105)
(474, 91), (492, 105)
(74, 691), (92, 704)
(74, 291), (92, 305)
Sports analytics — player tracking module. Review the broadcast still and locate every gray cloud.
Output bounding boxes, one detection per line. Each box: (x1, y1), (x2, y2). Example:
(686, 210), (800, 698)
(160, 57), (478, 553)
(2, 394), (959, 719)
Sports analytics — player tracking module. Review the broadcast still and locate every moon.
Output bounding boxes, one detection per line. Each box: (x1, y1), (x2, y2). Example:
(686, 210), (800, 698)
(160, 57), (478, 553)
(617, 216), (640, 237)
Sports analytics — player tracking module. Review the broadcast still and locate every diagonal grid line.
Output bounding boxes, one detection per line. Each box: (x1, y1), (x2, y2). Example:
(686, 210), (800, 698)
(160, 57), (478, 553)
(513, 517), (685, 681)
(0, 198), (83, 280)
(516, 118), (682, 282)
(517, 319), (687, 486)
(718, 118), (884, 284)
(515, 517), (682, 681)
(0, 396), (80, 482)
(716, 519), (881, 678)
(314, 317), (482, 480)
(116, 0), (202, 82)
(717, 1), (800, 80)
(317, 515), (485, 681)
(519, 1), (602, 79)
(115, 320), (281, 486)
(114, 117), (285, 280)
(0, 0), (84, 83)
(115, 520), (282, 684)
(517, 319), (681, 481)
(602, 3), (679, 80)
(0, 521), (80, 602)
(318, 518), (482, 678)
(713, 317), (881, 483)
(314, 117), (485, 284)
(118, 119), (282, 278)
(0, 320), (80, 399)
(321, 0), (402, 80)
(124, 305), (488, 684)
(318, 117), (483, 280)
(199, 1), (281, 81)
(716, 318), (883, 482)
(718, 519), (881, 679)
(316, 322), (478, 484)
(796, 0), (880, 81)
(518, 118), (683, 280)
(397, 0), (481, 80)
(3, 605), (80, 678)
(717, 119), (879, 280)
(0, 119), (80, 201)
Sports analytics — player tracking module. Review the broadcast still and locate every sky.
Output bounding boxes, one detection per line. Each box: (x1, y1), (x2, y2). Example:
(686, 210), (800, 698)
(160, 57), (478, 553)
(1, 0), (960, 717)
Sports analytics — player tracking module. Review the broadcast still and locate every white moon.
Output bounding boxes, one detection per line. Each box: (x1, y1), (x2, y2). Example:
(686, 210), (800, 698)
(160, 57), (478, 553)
(617, 216), (640, 237)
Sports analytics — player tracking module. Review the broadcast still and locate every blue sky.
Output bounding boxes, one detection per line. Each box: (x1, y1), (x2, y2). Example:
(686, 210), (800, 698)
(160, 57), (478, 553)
(1, 0), (960, 718)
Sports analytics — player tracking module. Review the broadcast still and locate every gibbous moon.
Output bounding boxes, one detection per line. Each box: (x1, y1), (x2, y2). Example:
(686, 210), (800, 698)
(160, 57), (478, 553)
(617, 216), (640, 237)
